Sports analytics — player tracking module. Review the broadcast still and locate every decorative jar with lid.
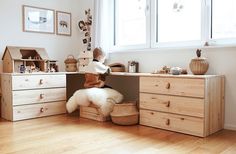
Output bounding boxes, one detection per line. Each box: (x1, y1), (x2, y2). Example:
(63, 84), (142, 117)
(189, 49), (209, 75)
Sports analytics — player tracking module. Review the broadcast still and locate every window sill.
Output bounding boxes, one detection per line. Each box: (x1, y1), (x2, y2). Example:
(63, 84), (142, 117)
(108, 44), (236, 53)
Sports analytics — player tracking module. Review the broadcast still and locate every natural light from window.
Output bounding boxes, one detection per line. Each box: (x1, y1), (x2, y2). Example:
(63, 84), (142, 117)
(157, 0), (201, 43)
(115, 0), (146, 46)
(211, 0), (236, 39)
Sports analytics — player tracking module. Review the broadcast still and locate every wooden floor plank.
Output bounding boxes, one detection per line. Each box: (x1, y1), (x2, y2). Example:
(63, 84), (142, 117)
(0, 115), (236, 154)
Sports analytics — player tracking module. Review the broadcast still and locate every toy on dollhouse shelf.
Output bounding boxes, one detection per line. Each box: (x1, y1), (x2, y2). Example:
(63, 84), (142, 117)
(2, 46), (59, 73)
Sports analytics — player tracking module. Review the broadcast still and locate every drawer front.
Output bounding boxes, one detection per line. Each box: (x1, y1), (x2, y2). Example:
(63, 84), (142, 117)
(13, 101), (66, 121)
(12, 75), (66, 90)
(140, 110), (204, 137)
(140, 77), (205, 98)
(13, 88), (66, 106)
(140, 93), (204, 117)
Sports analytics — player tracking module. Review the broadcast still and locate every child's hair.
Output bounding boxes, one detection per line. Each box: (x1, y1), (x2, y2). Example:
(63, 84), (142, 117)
(93, 47), (105, 59)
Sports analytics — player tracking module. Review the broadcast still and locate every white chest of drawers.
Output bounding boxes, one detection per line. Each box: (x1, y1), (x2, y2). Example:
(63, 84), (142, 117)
(1, 73), (67, 121)
(139, 75), (225, 137)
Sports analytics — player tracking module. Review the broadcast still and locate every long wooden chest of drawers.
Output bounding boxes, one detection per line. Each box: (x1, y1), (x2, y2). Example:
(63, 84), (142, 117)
(1, 73), (67, 121)
(139, 75), (225, 137)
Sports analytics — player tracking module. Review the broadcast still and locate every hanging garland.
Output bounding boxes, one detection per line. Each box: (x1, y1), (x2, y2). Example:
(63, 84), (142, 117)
(78, 9), (92, 51)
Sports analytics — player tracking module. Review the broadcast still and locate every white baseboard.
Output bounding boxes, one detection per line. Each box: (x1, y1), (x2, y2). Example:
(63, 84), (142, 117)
(224, 124), (236, 131)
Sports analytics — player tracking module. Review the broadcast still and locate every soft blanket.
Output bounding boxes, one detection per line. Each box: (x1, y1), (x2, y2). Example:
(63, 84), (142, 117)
(66, 88), (124, 116)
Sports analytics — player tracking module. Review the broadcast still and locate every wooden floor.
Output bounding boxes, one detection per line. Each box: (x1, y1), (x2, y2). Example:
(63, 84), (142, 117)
(0, 115), (236, 154)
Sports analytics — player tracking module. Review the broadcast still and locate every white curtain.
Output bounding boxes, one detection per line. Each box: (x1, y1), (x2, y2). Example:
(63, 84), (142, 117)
(93, 0), (114, 56)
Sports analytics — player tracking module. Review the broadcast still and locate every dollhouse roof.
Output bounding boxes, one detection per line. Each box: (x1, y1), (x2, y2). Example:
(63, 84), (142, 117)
(2, 46), (49, 60)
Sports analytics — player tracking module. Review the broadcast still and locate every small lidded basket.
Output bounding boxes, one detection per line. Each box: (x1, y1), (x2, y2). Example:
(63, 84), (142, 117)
(64, 55), (78, 72)
(190, 49), (209, 75)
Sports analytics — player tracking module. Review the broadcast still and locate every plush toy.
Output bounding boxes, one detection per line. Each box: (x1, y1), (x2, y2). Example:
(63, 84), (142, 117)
(66, 88), (124, 116)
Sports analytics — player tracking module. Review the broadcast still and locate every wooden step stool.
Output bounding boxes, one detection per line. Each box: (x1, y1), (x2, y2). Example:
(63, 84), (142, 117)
(80, 104), (110, 122)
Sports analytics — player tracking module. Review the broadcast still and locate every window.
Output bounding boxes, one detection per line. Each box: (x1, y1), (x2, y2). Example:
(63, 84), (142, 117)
(101, 0), (236, 52)
(157, 0), (201, 43)
(211, 0), (236, 40)
(114, 0), (148, 48)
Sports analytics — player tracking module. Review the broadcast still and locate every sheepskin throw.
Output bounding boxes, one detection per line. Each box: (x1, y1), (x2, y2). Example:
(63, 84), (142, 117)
(66, 88), (124, 116)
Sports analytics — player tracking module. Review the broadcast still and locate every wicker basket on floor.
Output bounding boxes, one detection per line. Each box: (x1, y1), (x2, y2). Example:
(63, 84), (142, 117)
(110, 102), (139, 125)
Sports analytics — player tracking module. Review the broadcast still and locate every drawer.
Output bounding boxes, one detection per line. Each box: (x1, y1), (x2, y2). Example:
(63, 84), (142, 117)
(140, 77), (205, 98)
(13, 101), (66, 121)
(140, 110), (204, 137)
(13, 88), (66, 106)
(12, 74), (66, 90)
(140, 93), (204, 117)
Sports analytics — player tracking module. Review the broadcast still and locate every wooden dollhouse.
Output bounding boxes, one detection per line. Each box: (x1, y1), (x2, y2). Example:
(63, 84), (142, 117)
(2, 46), (57, 73)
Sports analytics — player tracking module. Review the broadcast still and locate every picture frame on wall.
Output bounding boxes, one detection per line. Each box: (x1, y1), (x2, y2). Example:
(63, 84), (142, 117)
(56, 11), (72, 36)
(23, 5), (55, 34)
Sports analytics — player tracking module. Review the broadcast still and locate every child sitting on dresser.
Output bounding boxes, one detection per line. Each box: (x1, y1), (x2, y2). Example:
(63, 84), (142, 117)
(84, 47), (111, 88)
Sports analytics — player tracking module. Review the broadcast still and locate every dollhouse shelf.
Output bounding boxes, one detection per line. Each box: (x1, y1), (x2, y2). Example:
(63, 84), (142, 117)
(15, 59), (46, 61)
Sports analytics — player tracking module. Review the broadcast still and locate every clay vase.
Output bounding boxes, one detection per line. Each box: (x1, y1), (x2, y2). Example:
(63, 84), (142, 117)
(189, 49), (209, 75)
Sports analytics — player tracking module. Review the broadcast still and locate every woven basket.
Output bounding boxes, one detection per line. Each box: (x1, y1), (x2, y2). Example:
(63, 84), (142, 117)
(189, 58), (209, 75)
(64, 55), (78, 72)
(111, 113), (139, 125)
(110, 102), (139, 125)
(109, 63), (125, 72)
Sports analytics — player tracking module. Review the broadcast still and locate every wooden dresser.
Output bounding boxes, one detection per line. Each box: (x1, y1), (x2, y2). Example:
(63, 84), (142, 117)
(139, 75), (225, 137)
(1, 73), (67, 121)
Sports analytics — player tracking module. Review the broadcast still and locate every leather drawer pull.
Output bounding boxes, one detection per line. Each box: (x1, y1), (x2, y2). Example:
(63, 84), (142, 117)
(40, 107), (44, 113)
(40, 107), (48, 113)
(166, 83), (171, 89)
(40, 94), (45, 99)
(165, 101), (170, 107)
(39, 79), (44, 85)
(166, 119), (170, 125)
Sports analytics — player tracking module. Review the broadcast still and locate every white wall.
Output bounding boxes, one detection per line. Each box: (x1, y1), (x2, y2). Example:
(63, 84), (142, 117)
(0, 0), (93, 71)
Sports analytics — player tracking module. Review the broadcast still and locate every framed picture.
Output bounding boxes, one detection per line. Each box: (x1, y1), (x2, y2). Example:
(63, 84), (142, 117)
(56, 11), (72, 36)
(23, 5), (55, 34)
